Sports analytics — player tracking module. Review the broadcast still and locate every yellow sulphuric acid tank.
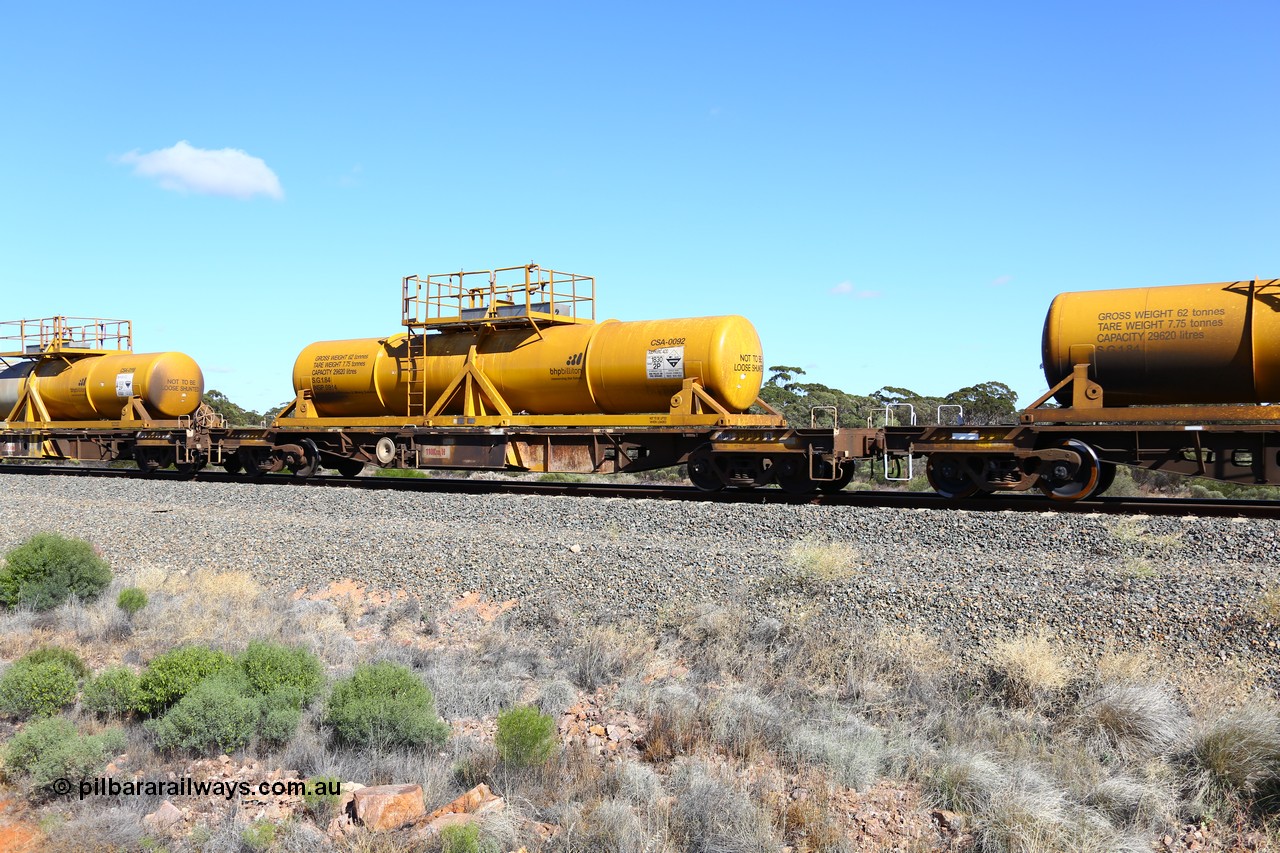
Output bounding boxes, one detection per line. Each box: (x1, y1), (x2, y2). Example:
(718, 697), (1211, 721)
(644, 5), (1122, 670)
(0, 352), (204, 420)
(292, 315), (765, 417)
(1042, 279), (1280, 406)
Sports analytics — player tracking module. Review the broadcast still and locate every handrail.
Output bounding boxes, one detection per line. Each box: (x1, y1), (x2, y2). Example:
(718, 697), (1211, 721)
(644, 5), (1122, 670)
(403, 263), (595, 328)
(0, 317), (132, 355)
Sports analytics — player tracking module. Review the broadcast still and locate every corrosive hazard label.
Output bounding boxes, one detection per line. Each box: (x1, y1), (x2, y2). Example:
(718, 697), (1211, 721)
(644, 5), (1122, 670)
(115, 373), (134, 398)
(646, 346), (684, 379)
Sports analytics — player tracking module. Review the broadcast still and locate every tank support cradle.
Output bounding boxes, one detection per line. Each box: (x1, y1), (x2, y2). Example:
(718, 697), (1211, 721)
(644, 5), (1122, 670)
(1021, 363), (1280, 425)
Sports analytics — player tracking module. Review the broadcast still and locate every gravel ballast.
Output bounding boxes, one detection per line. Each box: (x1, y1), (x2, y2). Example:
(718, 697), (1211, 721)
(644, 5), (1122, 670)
(1, 474), (1276, 682)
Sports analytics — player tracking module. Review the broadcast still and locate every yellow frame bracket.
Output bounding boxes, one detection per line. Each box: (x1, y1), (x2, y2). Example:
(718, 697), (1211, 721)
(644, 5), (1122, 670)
(4, 374), (52, 424)
(275, 389), (318, 422)
(1025, 362), (1104, 412)
(668, 378), (730, 417)
(426, 345), (514, 418)
(119, 396), (155, 425)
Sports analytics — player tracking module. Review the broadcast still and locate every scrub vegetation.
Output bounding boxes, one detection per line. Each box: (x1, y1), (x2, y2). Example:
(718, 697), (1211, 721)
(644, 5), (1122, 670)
(0, 537), (1275, 853)
(0, 532), (112, 611)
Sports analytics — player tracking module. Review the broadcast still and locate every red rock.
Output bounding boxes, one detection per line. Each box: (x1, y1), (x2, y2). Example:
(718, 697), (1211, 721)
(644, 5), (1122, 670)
(407, 782), (506, 841)
(423, 812), (475, 836)
(326, 815), (353, 838)
(424, 783), (503, 820)
(142, 800), (184, 833)
(352, 784), (425, 831)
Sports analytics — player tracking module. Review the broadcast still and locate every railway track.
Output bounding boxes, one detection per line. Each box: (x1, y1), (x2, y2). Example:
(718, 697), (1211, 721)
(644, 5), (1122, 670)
(2, 463), (1277, 519)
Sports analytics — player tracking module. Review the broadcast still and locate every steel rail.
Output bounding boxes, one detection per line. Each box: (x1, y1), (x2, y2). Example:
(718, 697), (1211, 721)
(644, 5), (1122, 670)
(2, 463), (1277, 519)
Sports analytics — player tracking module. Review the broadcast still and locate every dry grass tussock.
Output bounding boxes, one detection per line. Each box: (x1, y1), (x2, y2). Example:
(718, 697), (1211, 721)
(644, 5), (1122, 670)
(1180, 707), (1280, 820)
(987, 632), (1072, 709)
(130, 567), (273, 647)
(785, 538), (863, 585)
(1258, 582), (1280, 623)
(1074, 683), (1189, 761)
(1091, 647), (1156, 684)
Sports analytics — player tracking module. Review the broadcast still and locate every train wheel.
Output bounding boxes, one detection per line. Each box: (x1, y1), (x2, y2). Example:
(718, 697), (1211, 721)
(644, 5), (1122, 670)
(221, 455), (243, 475)
(926, 454), (979, 499)
(687, 451), (725, 492)
(287, 439), (322, 478)
(817, 462), (857, 494)
(773, 456), (816, 495)
(335, 458), (366, 478)
(135, 448), (171, 473)
(1037, 439), (1101, 502)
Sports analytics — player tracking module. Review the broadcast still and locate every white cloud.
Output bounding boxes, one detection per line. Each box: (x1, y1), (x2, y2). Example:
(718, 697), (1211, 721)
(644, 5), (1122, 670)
(991, 274), (1013, 286)
(830, 281), (881, 299)
(118, 140), (283, 200)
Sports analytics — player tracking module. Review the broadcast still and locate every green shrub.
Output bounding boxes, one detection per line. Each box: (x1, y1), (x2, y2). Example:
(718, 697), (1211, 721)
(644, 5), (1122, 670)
(142, 646), (322, 752)
(15, 647), (89, 678)
(257, 687), (305, 744)
(82, 667), (140, 719)
(237, 641), (324, 705)
(440, 823), (484, 853)
(325, 661), (449, 749)
(302, 775), (344, 821)
(495, 705), (557, 767)
(0, 659), (80, 719)
(3, 716), (76, 775)
(259, 706), (302, 745)
(146, 671), (259, 753)
(134, 646), (235, 715)
(116, 586), (148, 617)
(241, 821), (278, 853)
(0, 533), (112, 611)
(4, 717), (126, 789)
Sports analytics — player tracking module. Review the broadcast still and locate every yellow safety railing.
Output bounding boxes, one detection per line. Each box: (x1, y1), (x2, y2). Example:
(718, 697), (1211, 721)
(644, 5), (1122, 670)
(402, 263), (595, 328)
(0, 317), (132, 357)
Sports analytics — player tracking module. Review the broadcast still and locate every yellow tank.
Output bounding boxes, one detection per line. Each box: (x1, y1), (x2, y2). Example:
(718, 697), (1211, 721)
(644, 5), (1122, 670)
(0, 352), (204, 420)
(1042, 279), (1280, 405)
(292, 315), (765, 417)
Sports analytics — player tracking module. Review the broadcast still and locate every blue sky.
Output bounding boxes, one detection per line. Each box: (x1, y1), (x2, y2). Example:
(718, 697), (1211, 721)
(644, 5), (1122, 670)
(2, 2), (1276, 413)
